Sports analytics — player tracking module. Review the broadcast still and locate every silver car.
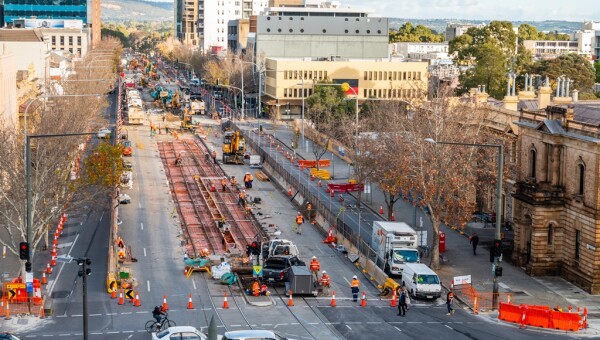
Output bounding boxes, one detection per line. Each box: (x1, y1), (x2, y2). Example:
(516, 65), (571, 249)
(221, 330), (288, 340)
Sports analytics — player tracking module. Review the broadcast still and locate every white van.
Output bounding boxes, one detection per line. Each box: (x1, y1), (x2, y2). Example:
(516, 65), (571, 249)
(401, 263), (442, 299)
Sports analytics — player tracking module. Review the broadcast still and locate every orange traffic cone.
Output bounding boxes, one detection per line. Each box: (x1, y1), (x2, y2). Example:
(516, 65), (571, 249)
(318, 180), (322, 187)
(134, 291), (141, 307)
(0, 300), (4, 317)
(379, 206), (384, 214)
(39, 305), (45, 319)
(4, 301), (10, 320)
(51, 256), (56, 266)
(211, 183), (216, 192)
(360, 292), (367, 307)
(473, 296), (479, 315)
(330, 291), (337, 307)
(51, 246), (57, 257)
(390, 290), (397, 307)
(111, 288), (117, 299)
(187, 294), (194, 309)
(162, 295), (168, 310)
(223, 293), (229, 309)
(46, 263), (52, 274)
(118, 290), (124, 305)
(391, 212), (395, 221)
(53, 235), (58, 246)
(288, 291), (294, 307)
(339, 194), (344, 202)
(288, 187), (292, 197)
(42, 273), (47, 285)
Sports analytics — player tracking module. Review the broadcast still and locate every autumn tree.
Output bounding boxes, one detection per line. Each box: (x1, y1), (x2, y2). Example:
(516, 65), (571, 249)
(384, 94), (496, 269)
(0, 39), (121, 275)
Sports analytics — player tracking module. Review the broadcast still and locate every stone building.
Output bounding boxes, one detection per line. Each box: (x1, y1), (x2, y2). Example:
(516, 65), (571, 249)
(510, 82), (600, 294)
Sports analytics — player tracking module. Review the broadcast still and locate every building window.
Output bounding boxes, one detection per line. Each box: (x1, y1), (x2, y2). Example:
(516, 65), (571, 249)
(69, 36), (73, 45)
(284, 88), (288, 97)
(548, 224), (553, 245)
(575, 230), (580, 260)
(323, 71), (327, 79)
(368, 71), (372, 80)
(529, 149), (537, 178)
(293, 88), (297, 97)
(77, 36), (81, 45)
(60, 36), (64, 45)
(578, 163), (585, 195)
(51, 36), (56, 45)
(393, 72), (397, 80)
(363, 89), (367, 97)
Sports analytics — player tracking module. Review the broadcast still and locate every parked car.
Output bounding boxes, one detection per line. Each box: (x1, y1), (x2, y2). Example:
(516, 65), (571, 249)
(97, 128), (111, 139)
(0, 333), (22, 340)
(401, 263), (442, 299)
(262, 256), (305, 282)
(122, 140), (132, 156)
(221, 330), (287, 340)
(118, 194), (131, 204)
(152, 326), (207, 340)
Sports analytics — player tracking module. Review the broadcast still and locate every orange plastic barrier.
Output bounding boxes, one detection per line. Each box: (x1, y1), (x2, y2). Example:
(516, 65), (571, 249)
(327, 182), (364, 192)
(498, 303), (522, 323)
(550, 311), (581, 331)
(526, 307), (551, 328)
(297, 159), (331, 168)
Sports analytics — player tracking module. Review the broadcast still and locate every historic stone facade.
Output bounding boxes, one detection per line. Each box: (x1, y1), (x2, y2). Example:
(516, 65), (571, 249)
(513, 103), (600, 294)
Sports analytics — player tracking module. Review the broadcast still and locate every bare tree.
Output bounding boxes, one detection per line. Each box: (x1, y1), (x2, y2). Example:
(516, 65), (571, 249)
(0, 39), (122, 275)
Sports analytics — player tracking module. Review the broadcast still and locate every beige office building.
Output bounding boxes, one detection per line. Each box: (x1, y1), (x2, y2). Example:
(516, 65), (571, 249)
(0, 44), (17, 126)
(263, 57), (428, 117)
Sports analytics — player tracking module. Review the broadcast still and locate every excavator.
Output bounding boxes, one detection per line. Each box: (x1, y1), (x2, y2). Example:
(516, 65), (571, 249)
(222, 130), (246, 164)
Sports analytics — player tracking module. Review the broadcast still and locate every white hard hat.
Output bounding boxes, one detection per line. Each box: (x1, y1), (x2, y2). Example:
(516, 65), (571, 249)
(312, 256), (316, 259)
(322, 271), (326, 274)
(298, 211), (301, 214)
(353, 275), (357, 279)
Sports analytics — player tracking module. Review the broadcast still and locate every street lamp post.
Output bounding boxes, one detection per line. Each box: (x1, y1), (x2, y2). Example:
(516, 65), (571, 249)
(425, 138), (504, 309)
(239, 60), (264, 121)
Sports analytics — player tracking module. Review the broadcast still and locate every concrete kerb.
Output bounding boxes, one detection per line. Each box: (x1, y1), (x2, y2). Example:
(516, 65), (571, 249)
(235, 276), (275, 307)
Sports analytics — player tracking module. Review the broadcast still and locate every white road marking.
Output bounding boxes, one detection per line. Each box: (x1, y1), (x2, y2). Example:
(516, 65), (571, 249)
(394, 327), (402, 332)
(143, 248), (147, 257)
(99, 212), (104, 221)
(343, 277), (351, 285)
(231, 324), (241, 327)
(192, 278), (197, 290)
(89, 314), (101, 316)
(140, 223), (144, 230)
(346, 325), (352, 330)
(72, 314), (82, 317)
(445, 325), (453, 330)
(147, 280), (151, 292)
(139, 203), (142, 208)
(67, 234), (79, 256)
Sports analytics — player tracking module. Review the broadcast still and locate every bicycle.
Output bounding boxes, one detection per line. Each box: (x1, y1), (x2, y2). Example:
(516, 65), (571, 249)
(145, 313), (176, 333)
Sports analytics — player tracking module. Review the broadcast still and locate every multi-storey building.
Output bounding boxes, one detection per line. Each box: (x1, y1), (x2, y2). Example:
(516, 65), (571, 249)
(392, 42), (448, 58)
(445, 23), (481, 42)
(12, 19), (88, 57)
(2, 0), (100, 47)
(0, 44), (17, 126)
(175, 0), (199, 47)
(0, 29), (50, 81)
(523, 40), (580, 60)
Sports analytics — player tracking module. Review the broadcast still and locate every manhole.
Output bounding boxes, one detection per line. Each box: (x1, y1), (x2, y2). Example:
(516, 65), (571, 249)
(52, 290), (70, 298)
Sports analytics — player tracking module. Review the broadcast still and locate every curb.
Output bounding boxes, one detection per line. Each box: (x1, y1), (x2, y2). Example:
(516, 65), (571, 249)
(235, 274), (275, 307)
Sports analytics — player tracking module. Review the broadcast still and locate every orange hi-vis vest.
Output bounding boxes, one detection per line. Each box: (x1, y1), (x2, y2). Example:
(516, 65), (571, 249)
(310, 259), (320, 272)
(240, 191), (246, 199)
(307, 203), (312, 211)
(321, 274), (331, 286)
(296, 215), (304, 224)
(221, 178), (227, 186)
(351, 278), (360, 288)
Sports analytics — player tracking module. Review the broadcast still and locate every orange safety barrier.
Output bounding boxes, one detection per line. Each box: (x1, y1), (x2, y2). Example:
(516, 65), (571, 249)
(297, 159), (331, 168)
(327, 182), (364, 193)
(498, 303), (523, 323)
(550, 310), (582, 331)
(526, 307), (551, 328)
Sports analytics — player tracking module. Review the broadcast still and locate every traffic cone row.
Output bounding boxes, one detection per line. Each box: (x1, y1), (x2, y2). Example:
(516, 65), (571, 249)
(118, 290), (124, 305)
(323, 227), (336, 244)
(41, 272), (47, 285)
(330, 189), (335, 197)
(46, 263), (52, 274)
(51, 255), (56, 267)
(111, 288), (117, 299)
(379, 206), (384, 214)
(134, 292), (141, 307)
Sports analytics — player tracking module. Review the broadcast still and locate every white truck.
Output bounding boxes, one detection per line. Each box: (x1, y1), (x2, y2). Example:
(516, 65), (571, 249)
(190, 99), (205, 115)
(127, 106), (145, 125)
(371, 221), (420, 276)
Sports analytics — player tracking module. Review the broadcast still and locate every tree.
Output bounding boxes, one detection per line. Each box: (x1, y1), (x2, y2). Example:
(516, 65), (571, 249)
(0, 39), (121, 276)
(595, 61), (600, 83)
(390, 22), (444, 43)
(517, 24), (540, 44)
(460, 43), (508, 98)
(380, 94), (496, 270)
(530, 54), (596, 92)
(82, 142), (125, 188)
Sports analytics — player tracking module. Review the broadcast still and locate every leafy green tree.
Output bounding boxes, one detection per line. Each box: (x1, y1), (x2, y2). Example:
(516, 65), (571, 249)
(460, 43), (508, 98)
(83, 142), (125, 188)
(390, 22), (444, 43)
(517, 24), (541, 44)
(530, 54), (595, 92)
(595, 61), (600, 83)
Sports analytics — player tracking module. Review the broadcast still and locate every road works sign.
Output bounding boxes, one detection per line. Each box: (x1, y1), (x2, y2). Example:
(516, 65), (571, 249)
(453, 275), (472, 285)
(253, 266), (262, 276)
(125, 289), (135, 300)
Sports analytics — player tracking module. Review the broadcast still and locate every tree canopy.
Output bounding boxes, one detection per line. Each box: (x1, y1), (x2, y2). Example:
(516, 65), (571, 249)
(390, 22), (444, 43)
(530, 54), (596, 92)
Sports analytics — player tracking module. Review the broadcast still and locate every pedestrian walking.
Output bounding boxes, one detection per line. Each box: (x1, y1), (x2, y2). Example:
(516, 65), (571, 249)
(212, 150), (218, 164)
(446, 291), (455, 315)
(398, 287), (408, 316)
(295, 212), (304, 235)
(470, 233), (479, 255)
(350, 275), (360, 302)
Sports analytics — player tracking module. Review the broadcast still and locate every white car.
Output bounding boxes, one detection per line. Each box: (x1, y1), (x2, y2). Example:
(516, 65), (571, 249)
(152, 326), (207, 340)
(97, 128), (111, 139)
(222, 330), (288, 340)
(118, 194), (131, 204)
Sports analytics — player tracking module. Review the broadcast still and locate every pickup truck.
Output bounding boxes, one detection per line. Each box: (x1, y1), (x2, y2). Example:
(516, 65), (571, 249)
(262, 256), (305, 282)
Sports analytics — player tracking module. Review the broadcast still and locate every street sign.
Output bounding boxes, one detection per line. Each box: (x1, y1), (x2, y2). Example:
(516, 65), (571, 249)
(125, 289), (134, 300)
(26, 272), (33, 284)
(56, 255), (74, 263)
(453, 275), (472, 285)
(253, 266), (263, 276)
(6, 283), (26, 290)
(8, 289), (16, 299)
(26, 282), (33, 293)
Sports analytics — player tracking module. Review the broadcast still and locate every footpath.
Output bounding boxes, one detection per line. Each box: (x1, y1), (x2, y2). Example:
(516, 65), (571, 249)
(240, 119), (600, 335)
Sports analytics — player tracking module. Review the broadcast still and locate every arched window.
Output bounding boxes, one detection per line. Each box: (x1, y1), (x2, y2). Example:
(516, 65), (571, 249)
(529, 149), (537, 178)
(548, 224), (553, 245)
(578, 163), (585, 195)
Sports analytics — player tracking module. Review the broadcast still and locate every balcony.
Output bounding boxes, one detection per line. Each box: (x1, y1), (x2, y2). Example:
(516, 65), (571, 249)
(514, 181), (565, 206)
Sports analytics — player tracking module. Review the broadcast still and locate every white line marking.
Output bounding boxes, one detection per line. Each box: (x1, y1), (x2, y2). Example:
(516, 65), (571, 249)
(394, 327), (402, 332)
(99, 212), (104, 221)
(106, 332), (119, 334)
(140, 223), (144, 230)
(89, 314), (101, 316)
(121, 312), (132, 314)
(445, 325), (453, 330)
(192, 278), (197, 290)
(67, 234), (79, 256)
(139, 203), (142, 208)
(72, 314), (82, 317)
(343, 277), (351, 285)
(345, 325), (352, 330)
(144, 248), (147, 257)
(147, 280), (151, 292)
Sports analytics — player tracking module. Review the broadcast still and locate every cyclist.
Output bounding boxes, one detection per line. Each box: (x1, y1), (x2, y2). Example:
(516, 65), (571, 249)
(152, 306), (167, 325)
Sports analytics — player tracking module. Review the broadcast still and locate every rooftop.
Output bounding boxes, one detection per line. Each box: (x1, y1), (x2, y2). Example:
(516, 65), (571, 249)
(0, 29), (44, 42)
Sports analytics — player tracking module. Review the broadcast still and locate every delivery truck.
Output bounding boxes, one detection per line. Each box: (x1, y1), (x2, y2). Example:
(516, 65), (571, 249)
(371, 221), (419, 276)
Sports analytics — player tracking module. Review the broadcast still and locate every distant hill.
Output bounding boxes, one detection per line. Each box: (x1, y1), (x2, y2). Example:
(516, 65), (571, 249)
(101, 0), (173, 21)
(389, 19), (583, 35)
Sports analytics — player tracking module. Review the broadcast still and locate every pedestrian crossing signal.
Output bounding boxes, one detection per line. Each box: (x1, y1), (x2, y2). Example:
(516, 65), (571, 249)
(19, 242), (29, 260)
(492, 239), (502, 257)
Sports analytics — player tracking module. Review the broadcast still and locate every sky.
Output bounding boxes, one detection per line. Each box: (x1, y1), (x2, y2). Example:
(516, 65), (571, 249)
(339, 0), (598, 22)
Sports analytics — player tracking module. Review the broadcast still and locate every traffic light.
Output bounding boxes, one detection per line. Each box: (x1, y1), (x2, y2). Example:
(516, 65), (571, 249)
(19, 242), (29, 260)
(492, 239), (502, 258)
(25, 262), (32, 272)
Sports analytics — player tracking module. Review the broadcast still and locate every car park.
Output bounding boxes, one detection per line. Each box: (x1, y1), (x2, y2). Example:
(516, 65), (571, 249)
(152, 326), (207, 340)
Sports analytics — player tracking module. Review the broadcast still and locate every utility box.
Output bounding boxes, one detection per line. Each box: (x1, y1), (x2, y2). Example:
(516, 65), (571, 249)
(249, 155), (262, 168)
(285, 266), (317, 296)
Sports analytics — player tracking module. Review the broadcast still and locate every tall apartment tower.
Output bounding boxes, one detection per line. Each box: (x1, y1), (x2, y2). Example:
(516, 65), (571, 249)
(175, 0), (199, 46)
